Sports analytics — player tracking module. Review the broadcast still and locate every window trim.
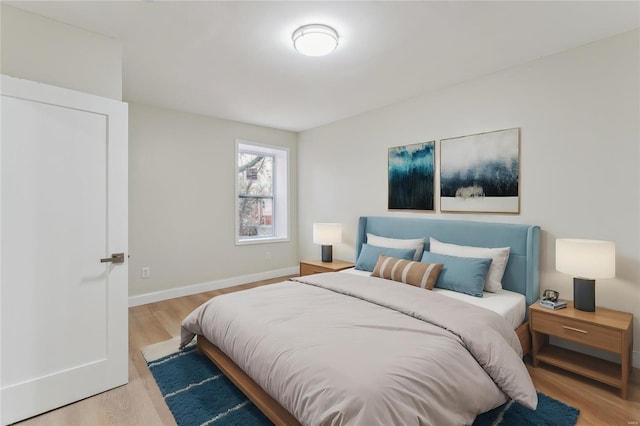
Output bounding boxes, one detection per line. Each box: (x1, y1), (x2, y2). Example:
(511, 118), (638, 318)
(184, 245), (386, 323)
(235, 139), (290, 245)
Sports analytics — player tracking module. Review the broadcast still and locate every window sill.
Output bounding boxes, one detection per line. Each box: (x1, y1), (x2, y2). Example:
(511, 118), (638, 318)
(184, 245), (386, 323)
(236, 236), (290, 246)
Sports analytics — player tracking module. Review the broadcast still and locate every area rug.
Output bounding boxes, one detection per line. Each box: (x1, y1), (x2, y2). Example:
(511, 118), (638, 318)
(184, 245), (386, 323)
(144, 341), (579, 426)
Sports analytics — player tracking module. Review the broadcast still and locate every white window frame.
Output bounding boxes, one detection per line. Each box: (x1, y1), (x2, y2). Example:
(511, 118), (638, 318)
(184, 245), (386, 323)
(235, 139), (290, 245)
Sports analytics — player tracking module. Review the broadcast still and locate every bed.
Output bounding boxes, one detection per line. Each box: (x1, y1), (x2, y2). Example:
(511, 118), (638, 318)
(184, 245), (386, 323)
(181, 216), (541, 425)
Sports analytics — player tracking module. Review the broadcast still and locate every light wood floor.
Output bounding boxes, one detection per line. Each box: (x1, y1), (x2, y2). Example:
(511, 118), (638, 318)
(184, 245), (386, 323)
(18, 276), (640, 426)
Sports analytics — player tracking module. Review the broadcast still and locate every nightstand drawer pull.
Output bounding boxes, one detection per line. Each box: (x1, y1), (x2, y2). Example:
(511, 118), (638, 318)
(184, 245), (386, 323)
(562, 325), (587, 334)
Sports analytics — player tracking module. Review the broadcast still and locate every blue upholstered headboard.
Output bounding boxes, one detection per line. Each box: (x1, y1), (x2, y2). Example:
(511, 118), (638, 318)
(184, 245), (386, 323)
(355, 217), (540, 308)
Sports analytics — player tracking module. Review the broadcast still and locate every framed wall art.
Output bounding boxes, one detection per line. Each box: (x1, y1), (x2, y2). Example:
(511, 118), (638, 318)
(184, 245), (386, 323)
(388, 141), (435, 211)
(440, 128), (520, 214)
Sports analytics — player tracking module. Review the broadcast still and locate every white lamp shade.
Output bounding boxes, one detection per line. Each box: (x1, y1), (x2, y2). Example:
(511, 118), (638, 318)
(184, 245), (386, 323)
(556, 238), (615, 279)
(292, 24), (339, 57)
(313, 223), (342, 245)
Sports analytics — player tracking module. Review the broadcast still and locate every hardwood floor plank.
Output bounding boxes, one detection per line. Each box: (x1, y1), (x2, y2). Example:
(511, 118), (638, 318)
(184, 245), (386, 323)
(527, 361), (640, 425)
(16, 275), (639, 425)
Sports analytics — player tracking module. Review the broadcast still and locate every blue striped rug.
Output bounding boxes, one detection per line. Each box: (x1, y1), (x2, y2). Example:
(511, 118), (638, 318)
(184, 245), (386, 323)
(146, 344), (579, 426)
(146, 345), (270, 425)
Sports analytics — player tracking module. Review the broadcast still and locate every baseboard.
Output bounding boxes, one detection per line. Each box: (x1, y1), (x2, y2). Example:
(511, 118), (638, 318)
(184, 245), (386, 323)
(128, 266), (299, 307)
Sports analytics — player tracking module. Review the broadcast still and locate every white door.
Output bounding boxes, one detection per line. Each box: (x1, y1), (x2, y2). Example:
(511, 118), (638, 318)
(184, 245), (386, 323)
(0, 75), (128, 425)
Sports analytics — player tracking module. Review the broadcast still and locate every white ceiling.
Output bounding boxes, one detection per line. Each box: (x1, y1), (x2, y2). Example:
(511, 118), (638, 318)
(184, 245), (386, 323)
(10, 1), (639, 132)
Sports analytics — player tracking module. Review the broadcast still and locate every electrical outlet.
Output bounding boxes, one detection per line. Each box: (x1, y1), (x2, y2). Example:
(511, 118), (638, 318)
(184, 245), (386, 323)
(265, 251), (271, 261)
(142, 267), (151, 278)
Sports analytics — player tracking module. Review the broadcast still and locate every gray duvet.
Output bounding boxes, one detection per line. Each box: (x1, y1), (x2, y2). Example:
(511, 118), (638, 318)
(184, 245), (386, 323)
(181, 272), (537, 426)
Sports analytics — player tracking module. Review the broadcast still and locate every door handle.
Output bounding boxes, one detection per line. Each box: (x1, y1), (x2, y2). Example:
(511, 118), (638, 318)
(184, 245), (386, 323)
(100, 253), (125, 264)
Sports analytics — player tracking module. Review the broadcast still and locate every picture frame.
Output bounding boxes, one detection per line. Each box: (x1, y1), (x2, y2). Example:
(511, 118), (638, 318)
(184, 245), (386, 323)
(388, 141), (435, 211)
(440, 128), (520, 214)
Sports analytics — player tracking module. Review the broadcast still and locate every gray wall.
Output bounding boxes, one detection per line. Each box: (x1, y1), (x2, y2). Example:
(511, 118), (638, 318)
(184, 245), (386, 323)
(128, 103), (298, 297)
(1, 5), (122, 100)
(298, 30), (640, 356)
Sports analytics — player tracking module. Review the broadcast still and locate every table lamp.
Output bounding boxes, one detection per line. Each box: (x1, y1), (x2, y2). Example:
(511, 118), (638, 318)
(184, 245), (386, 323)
(555, 238), (615, 312)
(313, 223), (342, 263)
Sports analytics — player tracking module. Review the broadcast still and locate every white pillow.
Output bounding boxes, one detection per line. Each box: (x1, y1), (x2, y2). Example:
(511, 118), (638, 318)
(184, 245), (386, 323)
(429, 237), (510, 293)
(367, 233), (425, 261)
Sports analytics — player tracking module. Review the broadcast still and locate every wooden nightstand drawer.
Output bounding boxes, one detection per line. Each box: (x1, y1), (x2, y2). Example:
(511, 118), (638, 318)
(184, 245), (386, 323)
(532, 312), (621, 352)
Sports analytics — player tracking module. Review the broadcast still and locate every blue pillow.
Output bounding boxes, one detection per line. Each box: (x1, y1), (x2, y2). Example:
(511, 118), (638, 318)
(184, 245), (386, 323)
(420, 251), (492, 297)
(355, 244), (416, 272)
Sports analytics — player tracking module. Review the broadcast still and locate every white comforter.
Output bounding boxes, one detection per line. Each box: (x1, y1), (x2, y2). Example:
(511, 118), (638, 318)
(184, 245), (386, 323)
(181, 272), (537, 426)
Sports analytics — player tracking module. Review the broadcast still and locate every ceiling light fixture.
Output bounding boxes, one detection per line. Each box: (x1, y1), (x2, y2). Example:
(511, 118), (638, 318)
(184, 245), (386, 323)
(292, 24), (339, 57)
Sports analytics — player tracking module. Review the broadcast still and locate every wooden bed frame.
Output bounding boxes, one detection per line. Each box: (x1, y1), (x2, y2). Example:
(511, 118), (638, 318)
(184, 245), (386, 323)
(195, 217), (540, 425)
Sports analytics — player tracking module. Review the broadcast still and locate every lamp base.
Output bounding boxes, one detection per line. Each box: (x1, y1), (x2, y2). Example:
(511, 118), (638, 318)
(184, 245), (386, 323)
(321, 245), (333, 263)
(573, 278), (595, 312)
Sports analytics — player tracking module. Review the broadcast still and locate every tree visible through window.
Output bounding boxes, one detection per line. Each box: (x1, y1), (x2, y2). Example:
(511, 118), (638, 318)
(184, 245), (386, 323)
(238, 151), (274, 238)
(236, 140), (288, 244)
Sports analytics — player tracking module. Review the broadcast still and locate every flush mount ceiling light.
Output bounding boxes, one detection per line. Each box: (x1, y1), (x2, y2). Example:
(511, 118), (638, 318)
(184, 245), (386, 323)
(292, 24), (339, 57)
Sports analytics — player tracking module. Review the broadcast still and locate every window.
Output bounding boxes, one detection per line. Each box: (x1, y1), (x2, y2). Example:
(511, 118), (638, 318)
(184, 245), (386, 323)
(236, 140), (289, 244)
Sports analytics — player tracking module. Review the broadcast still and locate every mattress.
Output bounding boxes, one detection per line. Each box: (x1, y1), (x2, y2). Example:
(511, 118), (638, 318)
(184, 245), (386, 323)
(341, 268), (526, 329)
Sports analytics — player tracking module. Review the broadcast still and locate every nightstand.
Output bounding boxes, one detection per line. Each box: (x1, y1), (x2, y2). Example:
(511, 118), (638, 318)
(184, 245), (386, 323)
(299, 260), (355, 276)
(529, 301), (633, 399)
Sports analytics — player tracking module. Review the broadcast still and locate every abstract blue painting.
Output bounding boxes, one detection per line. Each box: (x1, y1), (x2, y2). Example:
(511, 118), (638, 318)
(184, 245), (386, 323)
(388, 141), (435, 211)
(440, 128), (520, 213)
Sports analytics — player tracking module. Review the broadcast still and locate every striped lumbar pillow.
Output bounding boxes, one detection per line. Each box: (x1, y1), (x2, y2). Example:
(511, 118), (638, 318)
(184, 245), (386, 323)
(371, 255), (443, 290)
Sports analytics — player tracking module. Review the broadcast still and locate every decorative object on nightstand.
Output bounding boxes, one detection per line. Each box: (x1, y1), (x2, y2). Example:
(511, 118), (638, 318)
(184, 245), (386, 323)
(539, 289), (567, 309)
(299, 260), (355, 276)
(555, 238), (615, 312)
(530, 301), (633, 399)
(313, 223), (342, 263)
(539, 299), (567, 310)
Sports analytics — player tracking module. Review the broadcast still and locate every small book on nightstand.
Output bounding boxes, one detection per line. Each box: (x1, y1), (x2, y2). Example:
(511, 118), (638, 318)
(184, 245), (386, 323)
(539, 299), (568, 310)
